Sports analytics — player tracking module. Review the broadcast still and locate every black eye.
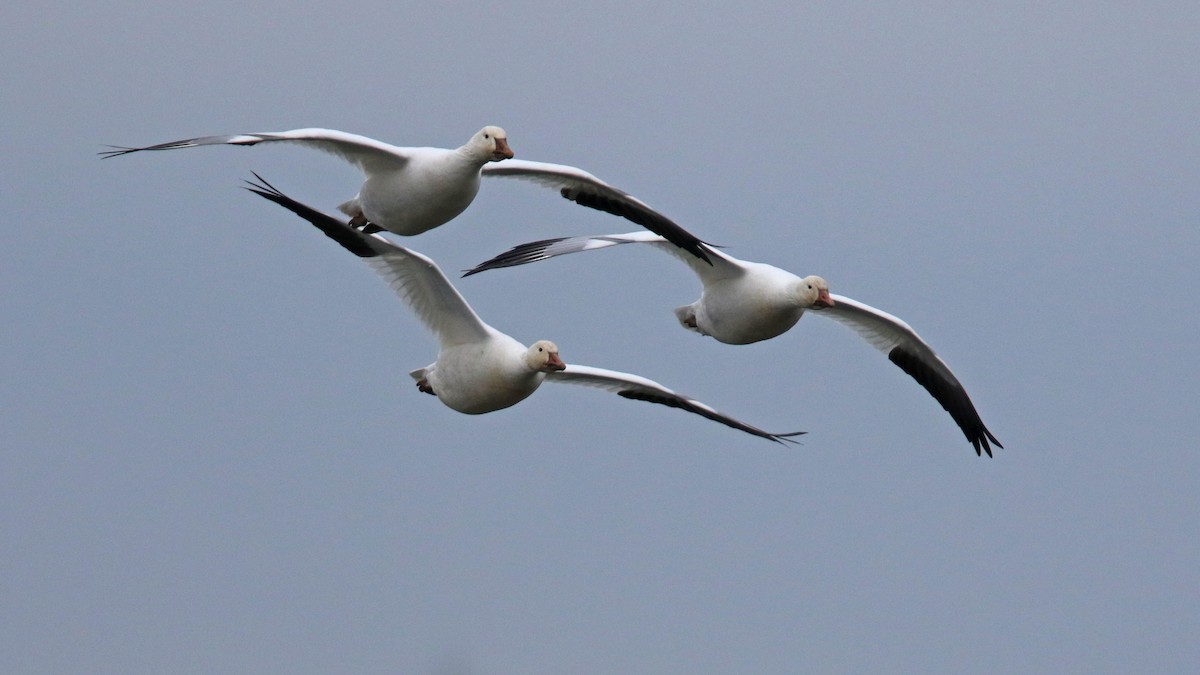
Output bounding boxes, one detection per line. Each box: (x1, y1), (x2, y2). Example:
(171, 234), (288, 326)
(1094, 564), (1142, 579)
(538, 347), (544, 352)
(484, 133), (490, 139)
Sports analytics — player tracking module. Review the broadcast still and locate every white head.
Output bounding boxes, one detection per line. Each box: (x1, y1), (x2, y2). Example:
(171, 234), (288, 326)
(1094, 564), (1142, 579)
(794, 275), (834, 309)
(469, 125), (513, 162)
(525, 339), (566, 372)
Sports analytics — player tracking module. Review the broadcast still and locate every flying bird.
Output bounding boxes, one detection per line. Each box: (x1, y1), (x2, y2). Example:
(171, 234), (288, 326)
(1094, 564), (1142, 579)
(103, 126), (512, 236)
(466, 231), (1002, 456)
(243, 175), (801, 443)
(101, 127), (711, 262)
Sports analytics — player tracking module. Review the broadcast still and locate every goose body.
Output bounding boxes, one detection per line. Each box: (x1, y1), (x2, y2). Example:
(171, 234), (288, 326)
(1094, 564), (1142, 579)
(467, 232), (1001, 456)
(411, 333), (550, 415)
(104, 127), (513, 236)
(466, 232), (830, 346)
(679, 259), (823, 345)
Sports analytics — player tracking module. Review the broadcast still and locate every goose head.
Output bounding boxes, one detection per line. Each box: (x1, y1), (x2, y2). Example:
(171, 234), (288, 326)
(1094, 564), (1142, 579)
(525, 340), (566, 372)
(469, 125), (513, 162)
(795, 275), (834, 309)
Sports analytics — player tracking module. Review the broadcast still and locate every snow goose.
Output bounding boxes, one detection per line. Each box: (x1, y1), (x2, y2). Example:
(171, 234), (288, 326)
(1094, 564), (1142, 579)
(465, 232), (1002, 457)
(243, 176), (801, 443)
(101, 129), (711, 261)
(103, 126), (513, 236)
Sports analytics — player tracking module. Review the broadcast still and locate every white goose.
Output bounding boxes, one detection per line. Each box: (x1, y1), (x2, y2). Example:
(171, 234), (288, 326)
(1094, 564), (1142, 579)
(466, 232), (1002, 456)
(102, 128), (711, 261)
(244, 176), (802, 443)
(104, 127), (513, 236)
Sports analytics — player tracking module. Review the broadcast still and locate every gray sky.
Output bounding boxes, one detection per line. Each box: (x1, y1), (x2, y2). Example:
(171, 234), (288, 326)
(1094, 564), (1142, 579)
(3, 1), (1197, 672)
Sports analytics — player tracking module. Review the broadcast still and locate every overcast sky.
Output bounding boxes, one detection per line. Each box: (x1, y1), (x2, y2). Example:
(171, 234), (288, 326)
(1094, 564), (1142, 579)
(2, 2), (1197, 673)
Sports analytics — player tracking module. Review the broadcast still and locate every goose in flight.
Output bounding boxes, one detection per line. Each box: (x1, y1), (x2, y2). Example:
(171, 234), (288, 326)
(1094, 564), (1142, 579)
(243, 176), (801, 443)
(103, 126), (511, 236)
(466, 232), (1002, 456)
(101, 127), (711, 262)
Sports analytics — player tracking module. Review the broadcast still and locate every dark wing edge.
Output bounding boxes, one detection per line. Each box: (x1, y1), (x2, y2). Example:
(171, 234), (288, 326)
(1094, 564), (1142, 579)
(561, 187), (712, 265)
(98, 134), (260, 159)
(241, 173), (381, 259)
(462, 237), (573, 277)
(887, 345), (1003, 457)
(615, 388), (806, 444)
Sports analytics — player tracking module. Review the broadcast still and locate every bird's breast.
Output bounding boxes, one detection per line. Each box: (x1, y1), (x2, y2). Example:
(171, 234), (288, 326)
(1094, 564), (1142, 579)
(360, 167), (481, 235)
(426, 345), (542, 414)
(697, 283), (804, 345)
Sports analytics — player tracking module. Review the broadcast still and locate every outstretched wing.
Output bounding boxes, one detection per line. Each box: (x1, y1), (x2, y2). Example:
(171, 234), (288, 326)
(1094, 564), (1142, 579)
(481, 159), (712, 264)
(245, 174), (491, 347)
(547, 364), (804, 443)
(462, 231), (742, 284)
(101, 128), (412, 175)
(816, 294), (1002, 456)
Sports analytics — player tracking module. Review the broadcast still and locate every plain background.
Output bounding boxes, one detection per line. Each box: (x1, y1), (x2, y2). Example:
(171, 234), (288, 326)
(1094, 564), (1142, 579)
(2, 2), (1197, 673)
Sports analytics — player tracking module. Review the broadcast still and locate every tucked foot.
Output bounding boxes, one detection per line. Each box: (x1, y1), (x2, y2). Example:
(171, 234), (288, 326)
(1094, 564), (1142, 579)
(347, 212), (385, 234)
(416, 379), (436, 396)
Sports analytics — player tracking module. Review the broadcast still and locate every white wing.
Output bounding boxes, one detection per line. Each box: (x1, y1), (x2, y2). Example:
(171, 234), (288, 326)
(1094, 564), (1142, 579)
(463, 231), (744, 284)
(546, 364), (804, 443)
(481, 159), (713, 264)
(245, 175), (491, 347)
(101, 128), (413, 175)
(816, 294), (1001, 456)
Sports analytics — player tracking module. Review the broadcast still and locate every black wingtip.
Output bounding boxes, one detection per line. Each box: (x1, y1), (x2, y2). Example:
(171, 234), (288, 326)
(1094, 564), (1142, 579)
(559, 186), (714, 265)
(771, 430), (808, 446)
(241, 171), (281, 199)
(887, 345), (1001, 457)
(461, 237), (573, 278)
(614, 388), (804, 444)
(972, 429), (1003, 458)
(242, 173), (382, 259)
(98, 145), (138, 159)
